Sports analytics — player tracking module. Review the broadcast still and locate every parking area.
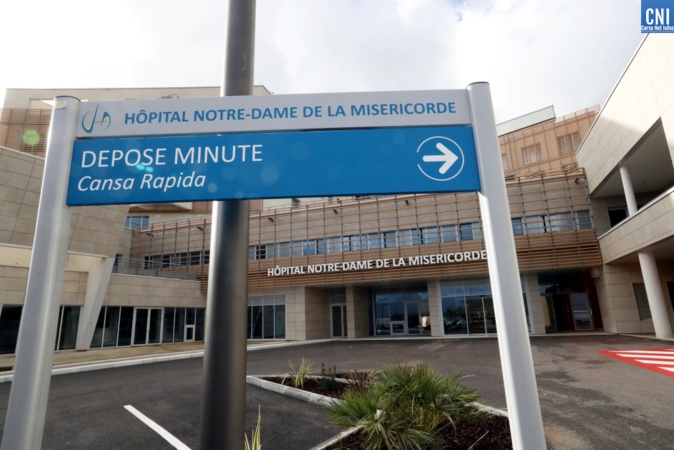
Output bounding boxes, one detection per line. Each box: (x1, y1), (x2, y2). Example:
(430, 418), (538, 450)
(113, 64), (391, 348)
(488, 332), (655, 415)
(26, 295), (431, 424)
(1, 334), (673, 449)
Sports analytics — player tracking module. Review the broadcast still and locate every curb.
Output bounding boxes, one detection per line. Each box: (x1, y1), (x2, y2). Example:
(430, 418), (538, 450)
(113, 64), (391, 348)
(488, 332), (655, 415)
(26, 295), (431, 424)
(246, 376), (337, 408)
(0, 350), (205, 384)
(0, 339), (329, 384)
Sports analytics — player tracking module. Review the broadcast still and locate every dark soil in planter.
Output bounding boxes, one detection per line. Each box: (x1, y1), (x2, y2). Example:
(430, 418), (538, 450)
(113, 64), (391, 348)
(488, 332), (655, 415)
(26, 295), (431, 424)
(261, 376), (512, 449)
(262, 376), (352, 397)
(332, 415), (512, 450)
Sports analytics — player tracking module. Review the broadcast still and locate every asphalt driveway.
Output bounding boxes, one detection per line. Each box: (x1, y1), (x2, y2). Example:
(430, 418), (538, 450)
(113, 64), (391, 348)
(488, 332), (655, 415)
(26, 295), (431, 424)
(247, 334), (674, 449)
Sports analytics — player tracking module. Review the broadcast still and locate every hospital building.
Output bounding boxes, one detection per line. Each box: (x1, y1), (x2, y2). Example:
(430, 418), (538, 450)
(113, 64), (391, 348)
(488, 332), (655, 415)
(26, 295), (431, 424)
(0, 34), (673, 355)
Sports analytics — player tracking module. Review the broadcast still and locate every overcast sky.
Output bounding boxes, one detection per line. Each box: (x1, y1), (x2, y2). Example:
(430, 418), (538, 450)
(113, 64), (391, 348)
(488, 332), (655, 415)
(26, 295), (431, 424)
(0, 0), (645, 122)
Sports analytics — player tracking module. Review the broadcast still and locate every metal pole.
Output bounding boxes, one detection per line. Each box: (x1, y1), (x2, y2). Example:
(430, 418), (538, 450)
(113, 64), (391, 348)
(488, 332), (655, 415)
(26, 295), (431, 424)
(198, 0), (255, 448)
(466, 82), (547, 450)
(1, 96), (80, 450)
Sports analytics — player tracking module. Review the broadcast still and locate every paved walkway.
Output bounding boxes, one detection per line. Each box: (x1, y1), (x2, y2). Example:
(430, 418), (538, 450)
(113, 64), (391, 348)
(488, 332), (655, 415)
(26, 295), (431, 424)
(0, 340), (304, 382)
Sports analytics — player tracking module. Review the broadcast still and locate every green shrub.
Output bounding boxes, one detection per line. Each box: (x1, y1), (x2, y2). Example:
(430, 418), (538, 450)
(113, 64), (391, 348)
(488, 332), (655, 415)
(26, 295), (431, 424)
(318, 363), (340, 392)
(326, 364), (485, 450)
(245, 406), (262, 450)
(282, 357), (313, 389)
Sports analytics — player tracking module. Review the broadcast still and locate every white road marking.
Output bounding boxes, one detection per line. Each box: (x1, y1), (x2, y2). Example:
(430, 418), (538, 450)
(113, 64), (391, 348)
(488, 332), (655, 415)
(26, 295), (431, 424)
(124, 404), (190, 450)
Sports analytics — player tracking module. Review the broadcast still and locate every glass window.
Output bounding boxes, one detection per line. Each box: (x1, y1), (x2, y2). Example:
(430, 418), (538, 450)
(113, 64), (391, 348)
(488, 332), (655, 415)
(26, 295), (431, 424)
(442, 297), (468, 335)
(256, 245), (267, 260)
(441, 225), (458, 242)
(398, 229), (412, 247)
(274, 305), (286, 339)
(163, 308), (176, 343)
(522, 143), (542, 165)
(367, 233), (382, 249)
(290, 241), (304, 257)
(124, 215), (149, 229)
(316, 239), (327, 254)
(353, 235), (367, 251)
(174, 308), (185, 342)
(57, 306), (80, 350)
(512, 218), (524, 236)
(103, 307), (120, 347)
(118, 307), (134, 346)
(383, 231), (397, 248)
(575, 210), (592, 229)
(263, 305), (275, 339)
(423, 227), (440, 244)
(327, 237), (342, 253)
(196, 309), (205, 341)
(557, 132), (581, 155)
(459, 223), (473, 241)
(524, 215), (546, 234)
(277, 242), (291, 258)
(303, 240), (316, 255)
(549, 212), (574, 232)
(0, 305), (23, 354)
(186, 308), (196, 325)
(633, 283), (652, 319)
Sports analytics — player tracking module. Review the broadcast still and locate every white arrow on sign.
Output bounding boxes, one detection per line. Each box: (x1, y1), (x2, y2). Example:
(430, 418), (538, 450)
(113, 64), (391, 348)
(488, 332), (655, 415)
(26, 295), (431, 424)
(422, 142), (459, 174)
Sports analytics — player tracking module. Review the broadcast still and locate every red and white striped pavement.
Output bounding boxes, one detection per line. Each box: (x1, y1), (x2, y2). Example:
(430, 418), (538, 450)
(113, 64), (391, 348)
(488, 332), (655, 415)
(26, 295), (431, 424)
(598, 348), (674, 378)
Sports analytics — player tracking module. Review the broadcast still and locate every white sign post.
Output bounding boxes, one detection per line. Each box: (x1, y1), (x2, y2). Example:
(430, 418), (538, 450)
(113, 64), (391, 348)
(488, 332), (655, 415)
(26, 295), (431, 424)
(468, 82), (546, 449)
(1, 97), (80, 450)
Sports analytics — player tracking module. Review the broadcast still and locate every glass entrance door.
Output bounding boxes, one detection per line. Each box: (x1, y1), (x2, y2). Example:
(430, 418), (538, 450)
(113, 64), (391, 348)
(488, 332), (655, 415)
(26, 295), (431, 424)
(406, 303), (421, 334)
(133, 308), (162, 345)
(331, 305), (347, 338)
(389, 302), (406, 335)
(570, 293), (593, 330)
(466, 296), (486, 334)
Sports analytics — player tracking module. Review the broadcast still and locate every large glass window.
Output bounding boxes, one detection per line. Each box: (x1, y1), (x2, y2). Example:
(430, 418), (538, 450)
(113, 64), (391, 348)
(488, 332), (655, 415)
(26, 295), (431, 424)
(441, 278), (527, 336)
(441, 225), (458, 242)
(124, 215), (149, 229)
(0, 305), (23, 354)
(118, 307), (134, 346)
(103, 307), (120, 347)
(371, 288), (430, 336)
(56, 306), (80, 351)
(247, 296), (286, 340)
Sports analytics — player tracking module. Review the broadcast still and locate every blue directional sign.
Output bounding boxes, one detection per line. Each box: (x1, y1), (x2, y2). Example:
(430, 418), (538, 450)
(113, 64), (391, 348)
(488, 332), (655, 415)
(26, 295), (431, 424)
(67, 126), (479, 206)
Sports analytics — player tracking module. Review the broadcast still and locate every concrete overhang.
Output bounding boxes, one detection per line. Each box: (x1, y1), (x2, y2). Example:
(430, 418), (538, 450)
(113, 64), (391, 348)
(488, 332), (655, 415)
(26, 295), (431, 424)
(598, 187), (674, 263)
(0, 244), (108, 270)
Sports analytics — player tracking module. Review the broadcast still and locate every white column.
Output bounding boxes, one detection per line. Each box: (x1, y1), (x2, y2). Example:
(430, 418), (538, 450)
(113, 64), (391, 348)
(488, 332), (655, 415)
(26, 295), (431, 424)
(619, 166), (638, 215)
(638, 251), (673, 339)
(621, 166), (672, 338)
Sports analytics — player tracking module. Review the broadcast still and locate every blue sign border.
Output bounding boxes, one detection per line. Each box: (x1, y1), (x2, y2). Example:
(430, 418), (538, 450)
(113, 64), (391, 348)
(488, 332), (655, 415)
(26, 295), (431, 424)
(67, 126), (480, 206)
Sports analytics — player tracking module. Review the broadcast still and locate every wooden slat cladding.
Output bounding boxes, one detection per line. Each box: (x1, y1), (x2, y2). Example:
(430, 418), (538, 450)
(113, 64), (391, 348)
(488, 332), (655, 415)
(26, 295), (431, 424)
(128, 168), (601, 294)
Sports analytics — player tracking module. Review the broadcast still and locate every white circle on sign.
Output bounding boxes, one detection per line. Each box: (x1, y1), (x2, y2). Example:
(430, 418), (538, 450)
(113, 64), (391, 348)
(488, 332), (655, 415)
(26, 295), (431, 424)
(416, 136), (465, 182)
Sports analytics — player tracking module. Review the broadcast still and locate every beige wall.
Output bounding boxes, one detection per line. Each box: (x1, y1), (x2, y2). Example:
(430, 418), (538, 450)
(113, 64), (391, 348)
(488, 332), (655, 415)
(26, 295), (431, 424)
(0, 146), (129, 258)
(105, 274), (205, 308)
(346, 285), (370, 338)
(591, 263), (674, 334)
(578, 35), (674, 193)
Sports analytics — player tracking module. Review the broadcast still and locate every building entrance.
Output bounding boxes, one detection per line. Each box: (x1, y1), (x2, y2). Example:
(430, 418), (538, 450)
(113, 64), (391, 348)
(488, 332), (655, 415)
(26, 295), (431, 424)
(546, 293), (594, 332)
(540, 270), (600, 333)
(372, 288), (431, 336)
(331, 304), (347, 338)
